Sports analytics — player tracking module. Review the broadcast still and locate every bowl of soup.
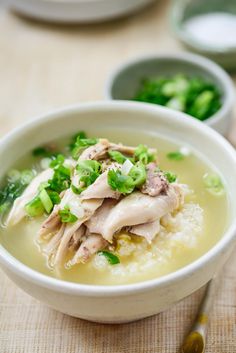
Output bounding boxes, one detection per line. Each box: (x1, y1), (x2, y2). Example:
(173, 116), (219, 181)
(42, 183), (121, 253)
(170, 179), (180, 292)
(0, 101), (236, 323)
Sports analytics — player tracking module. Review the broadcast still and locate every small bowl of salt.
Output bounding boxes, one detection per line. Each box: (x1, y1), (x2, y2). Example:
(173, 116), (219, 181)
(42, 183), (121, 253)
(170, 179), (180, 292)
(171, 0), (236, 71)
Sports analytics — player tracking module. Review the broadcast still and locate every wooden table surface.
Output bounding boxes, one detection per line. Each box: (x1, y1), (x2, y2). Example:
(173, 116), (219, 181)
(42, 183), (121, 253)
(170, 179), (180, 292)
(0, 1), (235, 352)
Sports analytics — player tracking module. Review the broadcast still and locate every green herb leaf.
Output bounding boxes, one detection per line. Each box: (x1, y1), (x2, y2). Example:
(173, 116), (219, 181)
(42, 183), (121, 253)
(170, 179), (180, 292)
(72, 136), (98, 159)
(59, 207), (78, 223)
(32, 146), (59, 158)
(98, 251), (120, 265)
(164, 171), (177, 183)
(47, 157), (71, 194)
(108, 170), (135, 195)
(72, 160), (102, 194)
(108, 150), (127, 164)
(167, 151), (184, 161)
(203, 173), (224, 196)
(134, 144), (155, 164)
(47, 190), (61, 205)
(69, 131), (87, 151)
(49, 154), (65, 168)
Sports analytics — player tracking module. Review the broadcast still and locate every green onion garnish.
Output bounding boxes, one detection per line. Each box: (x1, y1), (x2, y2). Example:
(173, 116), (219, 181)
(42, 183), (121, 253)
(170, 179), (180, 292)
(134, 144), (155, 164)
(108, 150), (127, 164)
(98, 251), (120, 265)
(59, 207), (78, 223)
(39, 189), (53, 214)
(203, 173), (224, 196)
(167, 151), (184, 161)
(164, 171), (177, 183)
(25, 195), (45, 217)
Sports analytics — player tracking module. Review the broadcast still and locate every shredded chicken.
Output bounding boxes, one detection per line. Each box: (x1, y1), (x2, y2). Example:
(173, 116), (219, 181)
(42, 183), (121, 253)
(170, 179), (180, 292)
(40, 198), (103, 267)
(141, 163), (168, 196)
(79, 139), (157, 161)
(81, 170), (120, 200)
(102, 185), (183, 242)
(7, 168), (54, 227)
(129, 220), (161, 243)
(85, 199), (118, 235)
(67, 233), (108, 267)
(79, 139), (110, 161)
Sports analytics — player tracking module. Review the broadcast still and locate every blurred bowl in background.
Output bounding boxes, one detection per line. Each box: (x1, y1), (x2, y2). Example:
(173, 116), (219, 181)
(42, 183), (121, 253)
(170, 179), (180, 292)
(105, 53), (235, 136)
(170, 0), (236, 71)
(6, 0), (156, 23)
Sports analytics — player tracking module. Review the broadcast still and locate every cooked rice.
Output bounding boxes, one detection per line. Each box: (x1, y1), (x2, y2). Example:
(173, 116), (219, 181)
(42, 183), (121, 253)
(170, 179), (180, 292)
(92, 202), (203, 276)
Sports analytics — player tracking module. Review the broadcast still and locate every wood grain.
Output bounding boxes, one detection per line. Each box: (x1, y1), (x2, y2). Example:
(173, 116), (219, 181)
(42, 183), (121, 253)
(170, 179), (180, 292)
(0, 1), (235, 352)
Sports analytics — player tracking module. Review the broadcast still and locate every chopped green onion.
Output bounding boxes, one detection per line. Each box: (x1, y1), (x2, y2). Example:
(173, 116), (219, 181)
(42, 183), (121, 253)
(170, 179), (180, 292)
(108, 150), (127, 164)
(72, 136), (98, 159)
(72, 160), (102, 194)
(164, 171), (177, 183)
(59, 207), (78, 223)
(133, 74), (222, 121)
(98, 251), (120, 265)
(166, 96), (185, 111)
(39, 189), (53, 214)
(129, 162), (146, 187)
(47, 190), (61, 205)
(0, 169), (35, 214)
(49, 154), (65, 168)
(69, 131), (87, 151)
(32, 146), (59, 158)
(25, 195), (44, 217)
(167, 151), (185, 161)
(189, 91), (214, 121)
(108, 170), (135, 195)
(134, 144), (156, 164)
(203, 173), (225, 196)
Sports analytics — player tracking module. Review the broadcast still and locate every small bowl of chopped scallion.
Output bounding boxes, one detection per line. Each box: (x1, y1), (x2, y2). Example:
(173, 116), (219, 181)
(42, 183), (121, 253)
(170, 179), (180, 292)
(105, 53), (235, 135)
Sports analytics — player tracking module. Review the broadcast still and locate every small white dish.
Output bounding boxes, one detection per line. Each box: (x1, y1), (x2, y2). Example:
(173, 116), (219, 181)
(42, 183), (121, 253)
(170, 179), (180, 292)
(6, 0), (156, 23)
(105, 53), (235, 136)
(0, 101), (236, 323)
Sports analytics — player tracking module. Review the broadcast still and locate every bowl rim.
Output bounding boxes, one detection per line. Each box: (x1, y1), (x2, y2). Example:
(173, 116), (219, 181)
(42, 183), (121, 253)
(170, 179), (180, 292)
(0, 100), (236, 297)
(104, 52), (235, 128)
(170, 0), (236, 54)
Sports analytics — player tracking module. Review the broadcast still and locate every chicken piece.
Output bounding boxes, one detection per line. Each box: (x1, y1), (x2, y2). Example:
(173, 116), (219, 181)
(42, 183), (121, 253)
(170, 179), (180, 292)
(38, 205), (61, 240)
(129, 220), (160, 243)
(67, 233), (108, 267)
(79, 139), (110, 161)
(53, 198), (103, 266)
(85, 199), (118, 234)
(109, 143), (157, 157)
(102, 185), (183, 242)
(7, 168), (54, 227)
(80, 170), (120, 200)
(79, 139), (157, 161)
(109, 143), (136, 156)
(141, 163), (168, 197)
(42, 223), (66, 257)
(68, 225), (86, 252)
(38, 185), (87, 239)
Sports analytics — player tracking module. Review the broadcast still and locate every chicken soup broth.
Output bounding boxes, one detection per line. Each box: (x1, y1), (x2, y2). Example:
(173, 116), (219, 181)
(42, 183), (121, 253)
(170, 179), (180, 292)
(0, 128), (229, 285)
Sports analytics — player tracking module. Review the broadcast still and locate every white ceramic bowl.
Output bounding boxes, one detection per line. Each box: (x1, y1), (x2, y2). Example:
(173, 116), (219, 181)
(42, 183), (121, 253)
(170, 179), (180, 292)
(6, 0), (156, 23)
(0, 101), (236, 324)
(105, 53), (235, 136)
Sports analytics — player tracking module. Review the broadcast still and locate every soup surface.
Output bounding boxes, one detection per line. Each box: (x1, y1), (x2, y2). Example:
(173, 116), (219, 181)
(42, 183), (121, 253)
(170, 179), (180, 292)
(0, 128), (229, 285)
